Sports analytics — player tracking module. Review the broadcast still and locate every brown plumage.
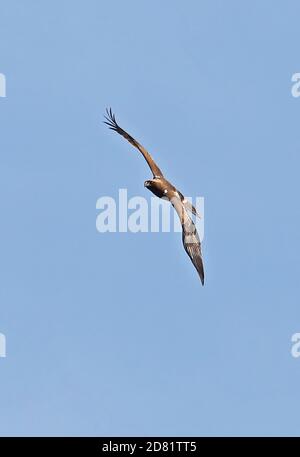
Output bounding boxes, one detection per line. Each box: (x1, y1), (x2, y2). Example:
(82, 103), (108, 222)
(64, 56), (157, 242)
(104, 108), (204, 285)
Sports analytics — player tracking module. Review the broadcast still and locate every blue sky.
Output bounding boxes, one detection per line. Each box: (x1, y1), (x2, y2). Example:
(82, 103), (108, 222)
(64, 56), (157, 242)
(0, 0), (300, 436)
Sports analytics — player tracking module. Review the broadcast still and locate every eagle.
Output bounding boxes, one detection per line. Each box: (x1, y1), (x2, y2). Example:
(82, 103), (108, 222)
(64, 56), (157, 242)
(104, 108), (204, 285)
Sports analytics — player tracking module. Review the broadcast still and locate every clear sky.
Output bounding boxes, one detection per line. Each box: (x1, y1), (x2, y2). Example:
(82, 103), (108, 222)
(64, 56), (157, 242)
(0, 0), (300, 437)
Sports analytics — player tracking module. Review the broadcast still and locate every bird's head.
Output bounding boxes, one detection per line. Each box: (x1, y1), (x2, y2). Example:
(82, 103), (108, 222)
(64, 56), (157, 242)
(144, 180), (151, 188)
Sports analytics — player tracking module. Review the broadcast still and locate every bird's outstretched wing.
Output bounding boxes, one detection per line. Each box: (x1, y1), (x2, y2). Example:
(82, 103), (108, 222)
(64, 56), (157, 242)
(171, 195), (204, 285)
(104, 108), (164, 178)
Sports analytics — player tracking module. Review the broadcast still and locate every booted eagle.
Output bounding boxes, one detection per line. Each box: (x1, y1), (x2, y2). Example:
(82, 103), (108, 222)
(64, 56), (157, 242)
(104, 108), (204, 285)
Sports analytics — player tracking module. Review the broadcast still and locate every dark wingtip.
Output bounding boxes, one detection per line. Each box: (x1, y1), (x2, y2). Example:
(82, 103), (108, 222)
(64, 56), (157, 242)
(198, 268), (205, 286)
(105, 107), (112, 118)
(200, 268), (205, 286)
(103, 108), (118, 128)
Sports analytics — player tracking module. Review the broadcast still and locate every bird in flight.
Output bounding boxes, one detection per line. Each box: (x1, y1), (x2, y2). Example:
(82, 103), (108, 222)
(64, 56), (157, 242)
(104, 108), (204, 285)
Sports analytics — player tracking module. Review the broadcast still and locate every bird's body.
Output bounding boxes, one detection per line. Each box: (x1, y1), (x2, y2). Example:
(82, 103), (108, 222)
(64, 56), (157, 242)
(144, 177), (178, 199)
(104, 109), (205, 285)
